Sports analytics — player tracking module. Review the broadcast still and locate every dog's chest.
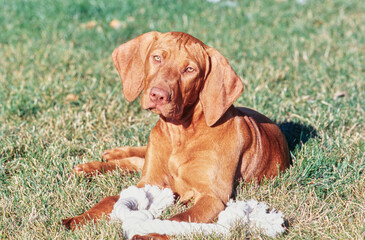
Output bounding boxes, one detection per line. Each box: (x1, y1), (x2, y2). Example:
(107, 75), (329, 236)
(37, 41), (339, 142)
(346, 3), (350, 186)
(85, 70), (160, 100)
(167, 144), (190, 178)
(166, 139), (213, 179)
(167, 149), (196, 199)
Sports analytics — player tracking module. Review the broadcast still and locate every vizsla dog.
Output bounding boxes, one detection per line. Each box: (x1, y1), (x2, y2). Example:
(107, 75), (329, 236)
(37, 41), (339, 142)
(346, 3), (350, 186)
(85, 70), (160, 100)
(62, 31), (290, 239)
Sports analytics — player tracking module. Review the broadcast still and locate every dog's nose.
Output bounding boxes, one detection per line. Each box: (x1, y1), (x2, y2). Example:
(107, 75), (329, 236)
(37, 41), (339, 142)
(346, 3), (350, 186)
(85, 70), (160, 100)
(149, 87), (170, 105)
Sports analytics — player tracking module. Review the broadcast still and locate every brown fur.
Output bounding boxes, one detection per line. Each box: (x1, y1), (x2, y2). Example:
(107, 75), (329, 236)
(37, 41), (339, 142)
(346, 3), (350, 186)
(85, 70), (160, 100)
(62, 32), (290, 239)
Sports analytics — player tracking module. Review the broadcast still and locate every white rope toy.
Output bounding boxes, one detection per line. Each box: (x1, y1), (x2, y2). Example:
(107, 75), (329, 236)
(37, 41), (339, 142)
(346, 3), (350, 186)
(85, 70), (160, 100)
(110, 185), (285, 239)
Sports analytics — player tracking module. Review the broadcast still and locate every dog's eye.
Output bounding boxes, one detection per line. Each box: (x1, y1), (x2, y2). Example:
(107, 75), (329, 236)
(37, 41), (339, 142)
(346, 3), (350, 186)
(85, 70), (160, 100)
(185, 67), (194, 73)
(153, 55), (161, 62)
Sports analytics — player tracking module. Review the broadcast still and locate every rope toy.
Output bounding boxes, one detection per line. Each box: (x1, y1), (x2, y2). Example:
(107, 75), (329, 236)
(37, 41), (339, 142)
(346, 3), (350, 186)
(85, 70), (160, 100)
(110, 185), (285, 239)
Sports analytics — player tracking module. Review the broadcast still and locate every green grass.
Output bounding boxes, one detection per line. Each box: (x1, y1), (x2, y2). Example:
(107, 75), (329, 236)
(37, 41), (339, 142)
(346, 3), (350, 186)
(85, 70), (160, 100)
(0, 0), (364, 239)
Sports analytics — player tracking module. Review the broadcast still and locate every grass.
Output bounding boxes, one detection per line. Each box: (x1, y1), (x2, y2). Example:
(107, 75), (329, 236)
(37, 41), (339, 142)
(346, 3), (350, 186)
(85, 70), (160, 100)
(0, 0), (364, 239)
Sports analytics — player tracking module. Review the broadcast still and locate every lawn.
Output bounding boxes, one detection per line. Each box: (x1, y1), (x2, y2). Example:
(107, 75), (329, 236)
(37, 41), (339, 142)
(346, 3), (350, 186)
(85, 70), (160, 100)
(0, 0), (364, 239)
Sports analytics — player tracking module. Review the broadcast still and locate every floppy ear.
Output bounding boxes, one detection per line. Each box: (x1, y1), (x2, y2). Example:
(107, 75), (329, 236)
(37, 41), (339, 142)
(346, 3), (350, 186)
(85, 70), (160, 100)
(112, 31), (161, 102)
(200, 47), (244, 126)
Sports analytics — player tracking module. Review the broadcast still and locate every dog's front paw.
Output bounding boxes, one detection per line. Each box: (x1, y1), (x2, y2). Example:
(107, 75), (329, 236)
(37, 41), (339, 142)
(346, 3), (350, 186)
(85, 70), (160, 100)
(72, 162), (104, 176)
(131, 233), (170, 240)
(102, 148), (130, 162)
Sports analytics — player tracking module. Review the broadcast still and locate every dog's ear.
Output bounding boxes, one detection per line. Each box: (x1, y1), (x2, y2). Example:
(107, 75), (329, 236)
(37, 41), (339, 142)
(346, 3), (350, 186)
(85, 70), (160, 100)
(112, 31), (161, 102)
(200, 47), (244, 126)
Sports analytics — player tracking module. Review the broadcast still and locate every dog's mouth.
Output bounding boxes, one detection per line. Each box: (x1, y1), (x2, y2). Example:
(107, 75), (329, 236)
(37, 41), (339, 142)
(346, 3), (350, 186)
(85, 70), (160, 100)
(145, 102), (163, 114)
(147, 104), (183, 120)
(148, 107), (161, 114)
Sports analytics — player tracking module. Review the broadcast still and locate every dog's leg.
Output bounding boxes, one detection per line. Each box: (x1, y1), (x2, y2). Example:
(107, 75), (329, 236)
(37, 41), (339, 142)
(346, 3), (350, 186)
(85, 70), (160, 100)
(129, 195), (225, 239)
(73, 156), (145, 176)
(62, 195), (119, 230)
(72, 146), (147, 176)
(169, 195), (225, 223)
(102, 146), (147, 162)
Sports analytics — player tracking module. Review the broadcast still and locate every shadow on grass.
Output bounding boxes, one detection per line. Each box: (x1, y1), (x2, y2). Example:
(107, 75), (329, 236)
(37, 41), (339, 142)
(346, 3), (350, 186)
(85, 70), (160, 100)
(275, 121), (318, 235)
(277, 121), (318, 164)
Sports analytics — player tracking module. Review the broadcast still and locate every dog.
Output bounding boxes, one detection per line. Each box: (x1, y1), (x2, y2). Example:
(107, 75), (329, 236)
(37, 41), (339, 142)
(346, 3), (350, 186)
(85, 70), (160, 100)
(62, 31), (290, 239)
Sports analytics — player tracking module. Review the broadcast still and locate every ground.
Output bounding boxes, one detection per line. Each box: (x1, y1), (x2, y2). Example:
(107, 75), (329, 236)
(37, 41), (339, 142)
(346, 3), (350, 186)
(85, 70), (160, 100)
(0, 0), (364, 239)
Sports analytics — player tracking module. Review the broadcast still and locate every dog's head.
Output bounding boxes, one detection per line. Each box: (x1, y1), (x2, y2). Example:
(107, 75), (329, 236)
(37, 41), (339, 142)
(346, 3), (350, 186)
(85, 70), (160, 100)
(112, 31), (243, 126)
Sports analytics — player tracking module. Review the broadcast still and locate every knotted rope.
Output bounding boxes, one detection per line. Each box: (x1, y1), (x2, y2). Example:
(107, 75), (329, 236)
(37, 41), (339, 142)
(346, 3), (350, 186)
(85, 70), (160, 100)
(110, 185), (285, 239)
